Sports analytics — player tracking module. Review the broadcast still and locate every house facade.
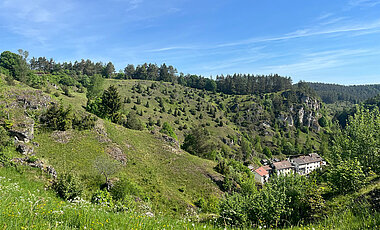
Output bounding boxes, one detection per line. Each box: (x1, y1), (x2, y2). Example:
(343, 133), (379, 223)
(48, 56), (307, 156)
(250, 153), (326, 184)
(254, 165), (271, 184)
(290, 153), (325, 175)
(272, 160), (294, 176)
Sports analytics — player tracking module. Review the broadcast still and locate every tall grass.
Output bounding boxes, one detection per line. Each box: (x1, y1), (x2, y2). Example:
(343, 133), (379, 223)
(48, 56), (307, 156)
(0, 167), (219, 229)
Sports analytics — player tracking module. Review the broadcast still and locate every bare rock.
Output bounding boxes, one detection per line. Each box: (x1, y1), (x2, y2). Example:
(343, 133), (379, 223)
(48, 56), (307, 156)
(94, 120), (111, 143)
(14, 90), (52, 110)
(16, 143), (34, 156)
(9, 117), (35, 143)
(11, 157), (57, 179)
(46, 166), (57, 179)
(161, 134), (180, 148)
(106, 145), (127, 165)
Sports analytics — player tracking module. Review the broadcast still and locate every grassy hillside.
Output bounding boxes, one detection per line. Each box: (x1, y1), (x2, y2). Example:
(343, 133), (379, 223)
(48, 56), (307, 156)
(0, 166), (223, 229)
(103, 79), (325, 161)
(1, 75), (379, 229)
(0, 77), (223, 217)
(104, 79), (240, 142)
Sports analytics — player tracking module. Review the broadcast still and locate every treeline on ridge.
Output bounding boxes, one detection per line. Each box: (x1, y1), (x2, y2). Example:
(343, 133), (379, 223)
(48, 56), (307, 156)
(307, 82), (380, 104)
(2, 50), (293, 95)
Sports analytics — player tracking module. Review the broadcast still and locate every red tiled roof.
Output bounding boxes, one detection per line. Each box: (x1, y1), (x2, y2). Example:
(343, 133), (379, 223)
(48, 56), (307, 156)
(255, 166), (269, 177)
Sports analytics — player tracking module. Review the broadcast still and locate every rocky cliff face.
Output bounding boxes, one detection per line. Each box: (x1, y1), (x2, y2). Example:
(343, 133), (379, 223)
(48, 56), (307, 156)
(278, 94), (322, 131)
(1, 88), (57, 178)
(1, 89), (52, 143)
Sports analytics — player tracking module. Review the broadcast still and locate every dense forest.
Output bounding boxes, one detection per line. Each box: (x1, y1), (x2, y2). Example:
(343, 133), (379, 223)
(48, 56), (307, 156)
(308, 82), (380, 104)
(0, 50), (379, 229)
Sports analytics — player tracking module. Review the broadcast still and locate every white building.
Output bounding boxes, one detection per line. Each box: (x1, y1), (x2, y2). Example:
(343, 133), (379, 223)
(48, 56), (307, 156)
(290, 153), (325, 175)
(272, 160), (294, 176)
(254, 165), (271, 184)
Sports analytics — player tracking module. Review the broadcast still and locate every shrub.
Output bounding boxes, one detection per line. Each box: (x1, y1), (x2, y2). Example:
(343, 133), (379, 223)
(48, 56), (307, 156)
(111, 179), (142, 201)
(0, 152), (11, 166)
(160, 122), (177, 140)
(219, 175), (324, 227)
(72, 114), (97, 130)
(195, 195), (219, 213)
(219, 193), (252, 227)
(100, 85), (122, 118)
(5, 75), (14, 85)
(53, 173), (83, 200)
(0, 126), (11, 150)
(214, 159), (230, 175)
(318, 116), (328, 127)
(61, 85), (72, 97)
(328, 158), (366, 194)
(263, 146), (272, 159)
(91, 189), (113, 206)
(40, 103), (73, 131)
(125, 111), (143, 130)
(26, 156), (38, 163)
(182, 126), (216, 159)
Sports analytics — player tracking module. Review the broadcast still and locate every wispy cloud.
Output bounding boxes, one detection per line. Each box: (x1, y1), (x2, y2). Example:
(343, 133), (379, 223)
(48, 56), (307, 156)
(256, 48), (379, 76)
(216, 19), (380, 47)
(148, 46), (197, 52)
(124, 0), (143, 12)
(348, 0), (380, 8)
(316, 13), (334, 21)
(319, 16), (346, 25)
(0, 0), (75, 43)
(147, 18), (380, 53)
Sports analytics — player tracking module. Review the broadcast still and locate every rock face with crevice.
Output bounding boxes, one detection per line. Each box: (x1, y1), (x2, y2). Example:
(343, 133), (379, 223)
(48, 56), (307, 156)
(9, 117), (35, 143)
(9, 89), (52, 110)
(3, 89), (52, 144)
(16, 143), (34, 156)
(278, 95), (321, 130)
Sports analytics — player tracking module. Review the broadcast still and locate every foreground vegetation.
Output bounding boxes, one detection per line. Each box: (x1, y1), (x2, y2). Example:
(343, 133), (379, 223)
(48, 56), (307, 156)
(1, 164), (378, 229)
(0, 167), (222, 229)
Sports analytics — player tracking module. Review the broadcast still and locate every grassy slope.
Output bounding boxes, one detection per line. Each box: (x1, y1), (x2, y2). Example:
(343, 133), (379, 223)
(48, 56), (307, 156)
(0, 167), (222, 229)
(0, 78), (223, 217)
(104, 79), (323, 158)
(104, 79), (240, 143)
(34, 122), (222, 215)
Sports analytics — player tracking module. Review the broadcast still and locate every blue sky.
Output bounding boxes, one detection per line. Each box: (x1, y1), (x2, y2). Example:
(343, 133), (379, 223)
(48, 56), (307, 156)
(0, 0), (379, 85)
